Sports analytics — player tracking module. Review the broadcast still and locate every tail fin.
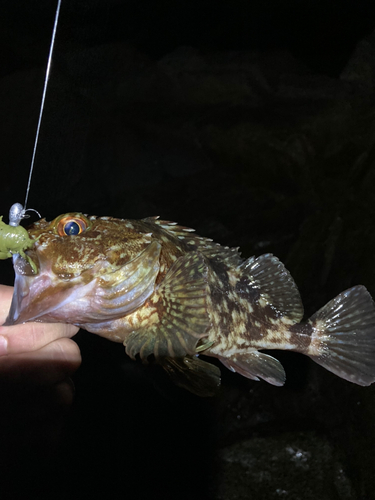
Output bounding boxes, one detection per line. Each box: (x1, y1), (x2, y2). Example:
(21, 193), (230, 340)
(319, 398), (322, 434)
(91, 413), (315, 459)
(308, 285), (375, 386)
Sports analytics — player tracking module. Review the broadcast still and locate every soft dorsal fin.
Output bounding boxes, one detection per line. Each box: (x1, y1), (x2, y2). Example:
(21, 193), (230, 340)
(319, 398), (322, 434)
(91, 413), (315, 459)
(219, 351), (286, 386)
(238, 253), (304, 323)
(125, 251), (210, 361)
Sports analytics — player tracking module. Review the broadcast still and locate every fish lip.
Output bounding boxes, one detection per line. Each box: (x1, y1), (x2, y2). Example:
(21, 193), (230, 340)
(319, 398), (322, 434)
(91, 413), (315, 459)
(4, 250), (48, 326)
(3, 272), (28, 326)
(3, 253), (40, 325)
(13, 252), (39, 276)
(5, 251), (67, 325)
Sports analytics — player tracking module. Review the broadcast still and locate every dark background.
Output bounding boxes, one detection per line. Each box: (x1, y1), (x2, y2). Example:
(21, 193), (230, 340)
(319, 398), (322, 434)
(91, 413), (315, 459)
(1, 1), (375, 499)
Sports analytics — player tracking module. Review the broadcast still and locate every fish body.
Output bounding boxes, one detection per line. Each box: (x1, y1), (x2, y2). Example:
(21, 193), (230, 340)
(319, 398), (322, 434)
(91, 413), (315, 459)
(5, 213), (375, 395)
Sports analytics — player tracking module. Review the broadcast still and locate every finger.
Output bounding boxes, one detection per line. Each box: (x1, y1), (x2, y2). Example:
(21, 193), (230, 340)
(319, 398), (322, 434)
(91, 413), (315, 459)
(0, 321), (79, 356)
(0, 337), (82, 385)
(0, 285), (13, 323)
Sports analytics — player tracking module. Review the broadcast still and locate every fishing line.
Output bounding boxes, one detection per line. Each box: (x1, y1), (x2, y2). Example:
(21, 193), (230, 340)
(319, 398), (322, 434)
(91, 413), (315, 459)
(24, 0), (62, 210)
(7, 0), (62, 229)
(0, 2), (62, 266)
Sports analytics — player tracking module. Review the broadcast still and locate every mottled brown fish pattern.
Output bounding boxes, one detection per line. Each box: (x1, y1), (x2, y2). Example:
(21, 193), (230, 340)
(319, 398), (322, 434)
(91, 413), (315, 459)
(5, 213), (375, 395)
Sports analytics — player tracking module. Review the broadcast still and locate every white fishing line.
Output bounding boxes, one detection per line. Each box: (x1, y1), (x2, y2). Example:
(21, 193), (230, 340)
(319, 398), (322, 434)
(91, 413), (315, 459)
(24, 0), (62, 210)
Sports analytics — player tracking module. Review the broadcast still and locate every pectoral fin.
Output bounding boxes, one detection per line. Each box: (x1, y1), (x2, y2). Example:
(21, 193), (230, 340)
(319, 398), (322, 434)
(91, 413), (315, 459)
(125, 252), (211, 361)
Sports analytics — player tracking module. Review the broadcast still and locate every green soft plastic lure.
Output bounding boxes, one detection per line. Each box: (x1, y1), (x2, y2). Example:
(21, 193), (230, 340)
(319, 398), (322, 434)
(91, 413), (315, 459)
(0, 204), (38, 273)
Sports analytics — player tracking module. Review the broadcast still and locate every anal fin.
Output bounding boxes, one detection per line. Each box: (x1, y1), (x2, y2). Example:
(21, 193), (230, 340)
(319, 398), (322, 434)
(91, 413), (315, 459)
(219, 351), (286, 386)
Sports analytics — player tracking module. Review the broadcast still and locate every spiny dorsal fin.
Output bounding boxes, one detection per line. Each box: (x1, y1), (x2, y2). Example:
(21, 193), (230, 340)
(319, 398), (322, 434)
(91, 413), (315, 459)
(125, 251), (210, 361)
(219, 351), (286, 386)
(143, 217), (243, 268)
(238, 253), (304, 323)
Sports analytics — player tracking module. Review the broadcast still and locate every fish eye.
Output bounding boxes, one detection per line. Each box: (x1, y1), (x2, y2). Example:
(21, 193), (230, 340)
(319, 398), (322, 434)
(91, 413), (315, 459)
(55, 215), (89, 237)
(63, 220), (81, 235)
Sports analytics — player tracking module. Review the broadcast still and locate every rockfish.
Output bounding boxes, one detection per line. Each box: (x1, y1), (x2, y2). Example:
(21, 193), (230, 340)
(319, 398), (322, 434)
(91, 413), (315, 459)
(5, 213), (375, 395)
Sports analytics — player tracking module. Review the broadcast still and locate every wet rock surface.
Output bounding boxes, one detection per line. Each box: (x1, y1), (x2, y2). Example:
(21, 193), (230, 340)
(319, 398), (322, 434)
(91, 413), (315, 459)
(214, 432), (354, 500)
(1, 3), (375, 500)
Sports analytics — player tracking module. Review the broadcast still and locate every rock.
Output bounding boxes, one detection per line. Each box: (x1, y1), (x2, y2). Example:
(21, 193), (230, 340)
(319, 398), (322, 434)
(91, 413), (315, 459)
(214, 432), (354, 500)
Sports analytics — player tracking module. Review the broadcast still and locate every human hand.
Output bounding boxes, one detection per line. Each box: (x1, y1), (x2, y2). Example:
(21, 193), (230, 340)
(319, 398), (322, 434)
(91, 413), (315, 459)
(0, 284), (81, 391)
(0, 284), (81, 468)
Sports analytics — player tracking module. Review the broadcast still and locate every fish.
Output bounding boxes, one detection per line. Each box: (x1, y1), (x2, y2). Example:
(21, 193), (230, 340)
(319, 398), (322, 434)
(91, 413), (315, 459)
(4, 212), (375, 396)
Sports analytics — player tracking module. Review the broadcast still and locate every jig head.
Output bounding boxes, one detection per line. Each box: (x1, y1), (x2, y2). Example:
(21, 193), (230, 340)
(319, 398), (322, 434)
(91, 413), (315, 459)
(0, 203), (39, 273)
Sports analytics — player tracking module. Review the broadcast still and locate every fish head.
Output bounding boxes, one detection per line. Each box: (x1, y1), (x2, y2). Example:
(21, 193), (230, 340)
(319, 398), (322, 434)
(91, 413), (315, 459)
(5, 213), (161, 326)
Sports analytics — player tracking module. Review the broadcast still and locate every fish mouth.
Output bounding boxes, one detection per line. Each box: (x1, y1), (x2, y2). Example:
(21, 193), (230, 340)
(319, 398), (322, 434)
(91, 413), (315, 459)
(4, 241), (162, 327)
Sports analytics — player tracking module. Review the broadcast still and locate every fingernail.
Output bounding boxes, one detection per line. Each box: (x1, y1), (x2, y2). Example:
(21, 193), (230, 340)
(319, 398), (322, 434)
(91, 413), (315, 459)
(0, 335), (8, 355)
